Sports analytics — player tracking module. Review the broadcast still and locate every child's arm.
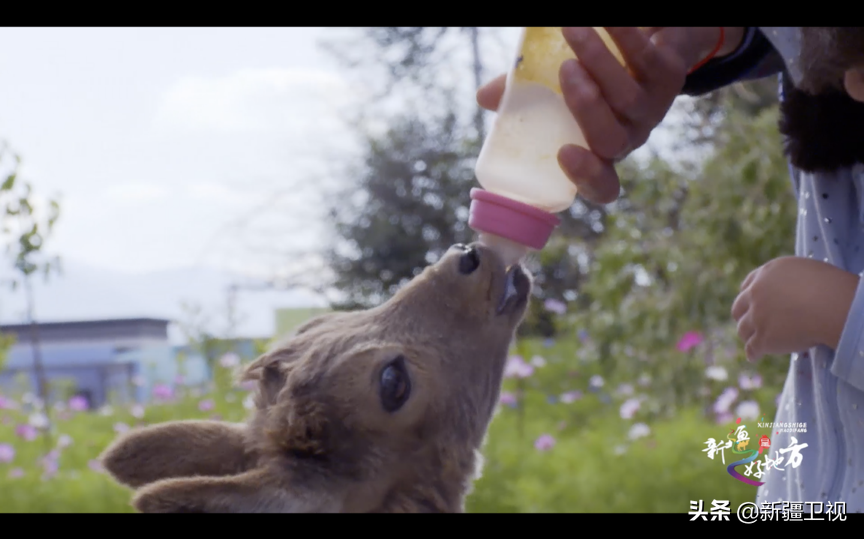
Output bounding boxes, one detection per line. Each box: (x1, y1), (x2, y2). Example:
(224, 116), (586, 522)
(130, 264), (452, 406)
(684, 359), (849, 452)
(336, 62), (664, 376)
(830, 276), (864, 391)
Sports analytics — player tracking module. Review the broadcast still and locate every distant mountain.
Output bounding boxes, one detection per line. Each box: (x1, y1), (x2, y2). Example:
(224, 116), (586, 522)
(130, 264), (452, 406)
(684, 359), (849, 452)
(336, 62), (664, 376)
(0, 257), (327, 344)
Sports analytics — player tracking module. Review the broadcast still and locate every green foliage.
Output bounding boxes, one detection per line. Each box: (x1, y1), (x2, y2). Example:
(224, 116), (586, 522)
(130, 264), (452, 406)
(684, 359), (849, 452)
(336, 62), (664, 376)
(0, 140), (61, 284)
(0, 332), (15, 372)
(324, 107), (481, 309)
(562, 102), (796, 420)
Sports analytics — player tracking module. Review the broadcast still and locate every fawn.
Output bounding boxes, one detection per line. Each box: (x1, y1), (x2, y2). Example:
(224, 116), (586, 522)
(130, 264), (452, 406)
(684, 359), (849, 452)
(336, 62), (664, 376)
(100, 242), (532, 512)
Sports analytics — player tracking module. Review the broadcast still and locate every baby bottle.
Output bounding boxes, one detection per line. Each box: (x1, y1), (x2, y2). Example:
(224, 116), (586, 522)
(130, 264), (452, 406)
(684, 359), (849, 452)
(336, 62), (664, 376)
(470, 27), (626, 267)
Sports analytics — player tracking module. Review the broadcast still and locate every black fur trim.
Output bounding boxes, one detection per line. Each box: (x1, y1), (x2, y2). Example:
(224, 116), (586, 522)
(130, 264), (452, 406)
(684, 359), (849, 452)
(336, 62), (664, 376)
(779, 75), (864, 173)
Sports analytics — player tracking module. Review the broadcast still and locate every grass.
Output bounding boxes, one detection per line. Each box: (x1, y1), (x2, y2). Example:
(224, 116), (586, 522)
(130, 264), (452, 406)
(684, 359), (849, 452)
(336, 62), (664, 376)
(0, 338), (774, 513)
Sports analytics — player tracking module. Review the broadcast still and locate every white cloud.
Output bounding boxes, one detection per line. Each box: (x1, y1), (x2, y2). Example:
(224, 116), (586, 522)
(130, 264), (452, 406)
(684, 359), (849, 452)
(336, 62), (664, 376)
(153, 67), (355, 136)
(103, 182), (169, 203)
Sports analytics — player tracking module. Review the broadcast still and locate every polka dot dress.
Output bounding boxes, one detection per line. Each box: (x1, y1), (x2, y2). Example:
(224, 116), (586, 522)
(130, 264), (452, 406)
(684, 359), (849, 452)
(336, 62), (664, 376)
(752, 29), (864, 513)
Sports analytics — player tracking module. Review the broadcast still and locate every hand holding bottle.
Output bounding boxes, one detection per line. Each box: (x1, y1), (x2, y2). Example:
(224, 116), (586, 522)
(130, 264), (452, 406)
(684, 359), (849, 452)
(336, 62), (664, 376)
(476, 27), (743, 205)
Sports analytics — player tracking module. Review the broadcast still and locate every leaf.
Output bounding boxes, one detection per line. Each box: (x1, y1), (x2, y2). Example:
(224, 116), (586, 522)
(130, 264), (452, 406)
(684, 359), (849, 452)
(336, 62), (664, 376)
(1, 173), (15, 191)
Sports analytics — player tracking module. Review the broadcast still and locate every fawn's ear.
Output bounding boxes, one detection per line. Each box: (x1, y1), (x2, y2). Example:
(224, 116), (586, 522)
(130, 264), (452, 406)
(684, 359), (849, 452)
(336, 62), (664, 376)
(241, 352), (292, 409)
(99, 420), (257, 489)
(132, 468), (333, 513)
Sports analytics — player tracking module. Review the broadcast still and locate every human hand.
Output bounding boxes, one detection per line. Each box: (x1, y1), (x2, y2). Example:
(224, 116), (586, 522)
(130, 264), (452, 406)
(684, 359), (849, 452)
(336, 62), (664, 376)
(476, 27), (733, 204)
(731, 256), (860, 362)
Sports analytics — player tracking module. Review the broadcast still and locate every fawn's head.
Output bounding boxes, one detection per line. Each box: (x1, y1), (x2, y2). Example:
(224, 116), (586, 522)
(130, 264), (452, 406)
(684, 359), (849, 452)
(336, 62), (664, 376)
(100, 242), (531, 512)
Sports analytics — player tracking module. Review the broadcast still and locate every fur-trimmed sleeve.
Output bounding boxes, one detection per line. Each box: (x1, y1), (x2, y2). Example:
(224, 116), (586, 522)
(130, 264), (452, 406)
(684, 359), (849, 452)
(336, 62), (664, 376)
(681, 27), (782, 96)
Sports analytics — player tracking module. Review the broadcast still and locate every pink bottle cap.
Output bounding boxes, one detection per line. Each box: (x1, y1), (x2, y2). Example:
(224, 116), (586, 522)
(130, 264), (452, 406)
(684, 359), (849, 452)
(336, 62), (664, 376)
(468, 188), (560, 250)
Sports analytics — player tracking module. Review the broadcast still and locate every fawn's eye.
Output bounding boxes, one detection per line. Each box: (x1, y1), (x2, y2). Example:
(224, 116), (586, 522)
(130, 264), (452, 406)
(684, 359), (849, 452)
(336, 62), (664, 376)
(379, 355), (411, 413)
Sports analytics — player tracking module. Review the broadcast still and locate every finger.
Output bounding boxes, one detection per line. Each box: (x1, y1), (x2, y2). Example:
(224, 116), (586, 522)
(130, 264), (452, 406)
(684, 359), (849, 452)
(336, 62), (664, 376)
(557, 144), (621, 204)
(736, 312), (755, 343)
(601, 27), (661, 82)
(562, 27), (646, 124)
(637, 29), (690, 90)
(745, 337), (762, 363)
(740, 268), (760, 291)
(559, 58), (631, 160)
(477, 74), (506, 112)
(730, 291), (749, 321)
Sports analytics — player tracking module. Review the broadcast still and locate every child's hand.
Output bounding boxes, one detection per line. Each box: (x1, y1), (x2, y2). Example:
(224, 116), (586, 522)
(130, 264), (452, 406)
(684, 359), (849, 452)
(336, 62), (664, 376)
(731, 256), (860, 362)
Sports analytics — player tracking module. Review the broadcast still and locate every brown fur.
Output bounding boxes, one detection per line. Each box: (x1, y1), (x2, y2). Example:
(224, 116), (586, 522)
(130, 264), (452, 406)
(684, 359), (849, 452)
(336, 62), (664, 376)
(99, 242), (531, 513)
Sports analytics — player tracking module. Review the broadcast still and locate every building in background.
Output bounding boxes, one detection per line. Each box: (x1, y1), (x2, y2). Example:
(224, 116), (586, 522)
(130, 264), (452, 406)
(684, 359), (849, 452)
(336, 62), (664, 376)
(0, 318), (196, 408)
(0, 309), (321, 408)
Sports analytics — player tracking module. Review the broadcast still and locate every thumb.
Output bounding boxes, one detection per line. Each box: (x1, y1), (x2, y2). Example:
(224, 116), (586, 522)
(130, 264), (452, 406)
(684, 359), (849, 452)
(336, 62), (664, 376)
(477, 74), (506, 112)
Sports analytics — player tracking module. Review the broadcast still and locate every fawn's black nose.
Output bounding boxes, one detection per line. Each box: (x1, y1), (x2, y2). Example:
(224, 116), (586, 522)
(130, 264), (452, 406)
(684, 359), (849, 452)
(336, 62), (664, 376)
(452, 243), (480, 275)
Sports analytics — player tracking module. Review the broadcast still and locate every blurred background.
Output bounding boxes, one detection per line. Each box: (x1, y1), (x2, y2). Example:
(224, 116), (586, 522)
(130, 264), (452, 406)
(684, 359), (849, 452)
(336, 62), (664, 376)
(0, 27), (794, 512)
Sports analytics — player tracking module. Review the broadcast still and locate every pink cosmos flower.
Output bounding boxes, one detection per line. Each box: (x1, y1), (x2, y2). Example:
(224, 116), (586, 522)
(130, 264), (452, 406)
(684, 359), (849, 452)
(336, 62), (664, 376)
(739, 374), (763, 390)
(198, 399), (214, 412)
(15, 424), (37, 441)
(68, 395), (88, 411)
(8, 467), (24, 479)
(560, 391), (582, 403)
(0, 443), (14, 463)
(239, 380), (257, 392)
(544, 299), (566, 315)
(220, 353), (240, 368)
(88, 460), (104, 473)
(534, 434), (555, 451)
(620, 398), (641, 420)
(42, 458), (58, 478)
(736, 400), (760, 421)
(499, 392), (517, 406)
(628, 423), (651, 440)
(713, 387), (739, 414)
(676, 331), (704, 352)
(504, 356), (534, 379)
(130, 404), (145, 419)
(152, 384), (173, 400)
(0, 395), (15, 410)
(114, 422), (130, 434)
(530, 355), (546, 368)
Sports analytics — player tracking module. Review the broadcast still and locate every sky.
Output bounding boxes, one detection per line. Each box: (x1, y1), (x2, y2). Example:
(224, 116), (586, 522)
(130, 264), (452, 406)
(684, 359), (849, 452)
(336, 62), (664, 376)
(0, 27), (680, 342)
(0, 27), (526, 340)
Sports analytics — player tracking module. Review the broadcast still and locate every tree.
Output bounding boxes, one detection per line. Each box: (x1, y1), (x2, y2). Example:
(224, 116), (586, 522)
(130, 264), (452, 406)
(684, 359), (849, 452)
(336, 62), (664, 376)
(324, 105), (477, 309)
(0, 139), (62, 444)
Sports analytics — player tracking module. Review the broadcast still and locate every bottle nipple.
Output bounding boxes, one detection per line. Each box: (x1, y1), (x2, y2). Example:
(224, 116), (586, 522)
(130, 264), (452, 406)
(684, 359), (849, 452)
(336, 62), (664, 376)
(468, 188), (560, 256)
